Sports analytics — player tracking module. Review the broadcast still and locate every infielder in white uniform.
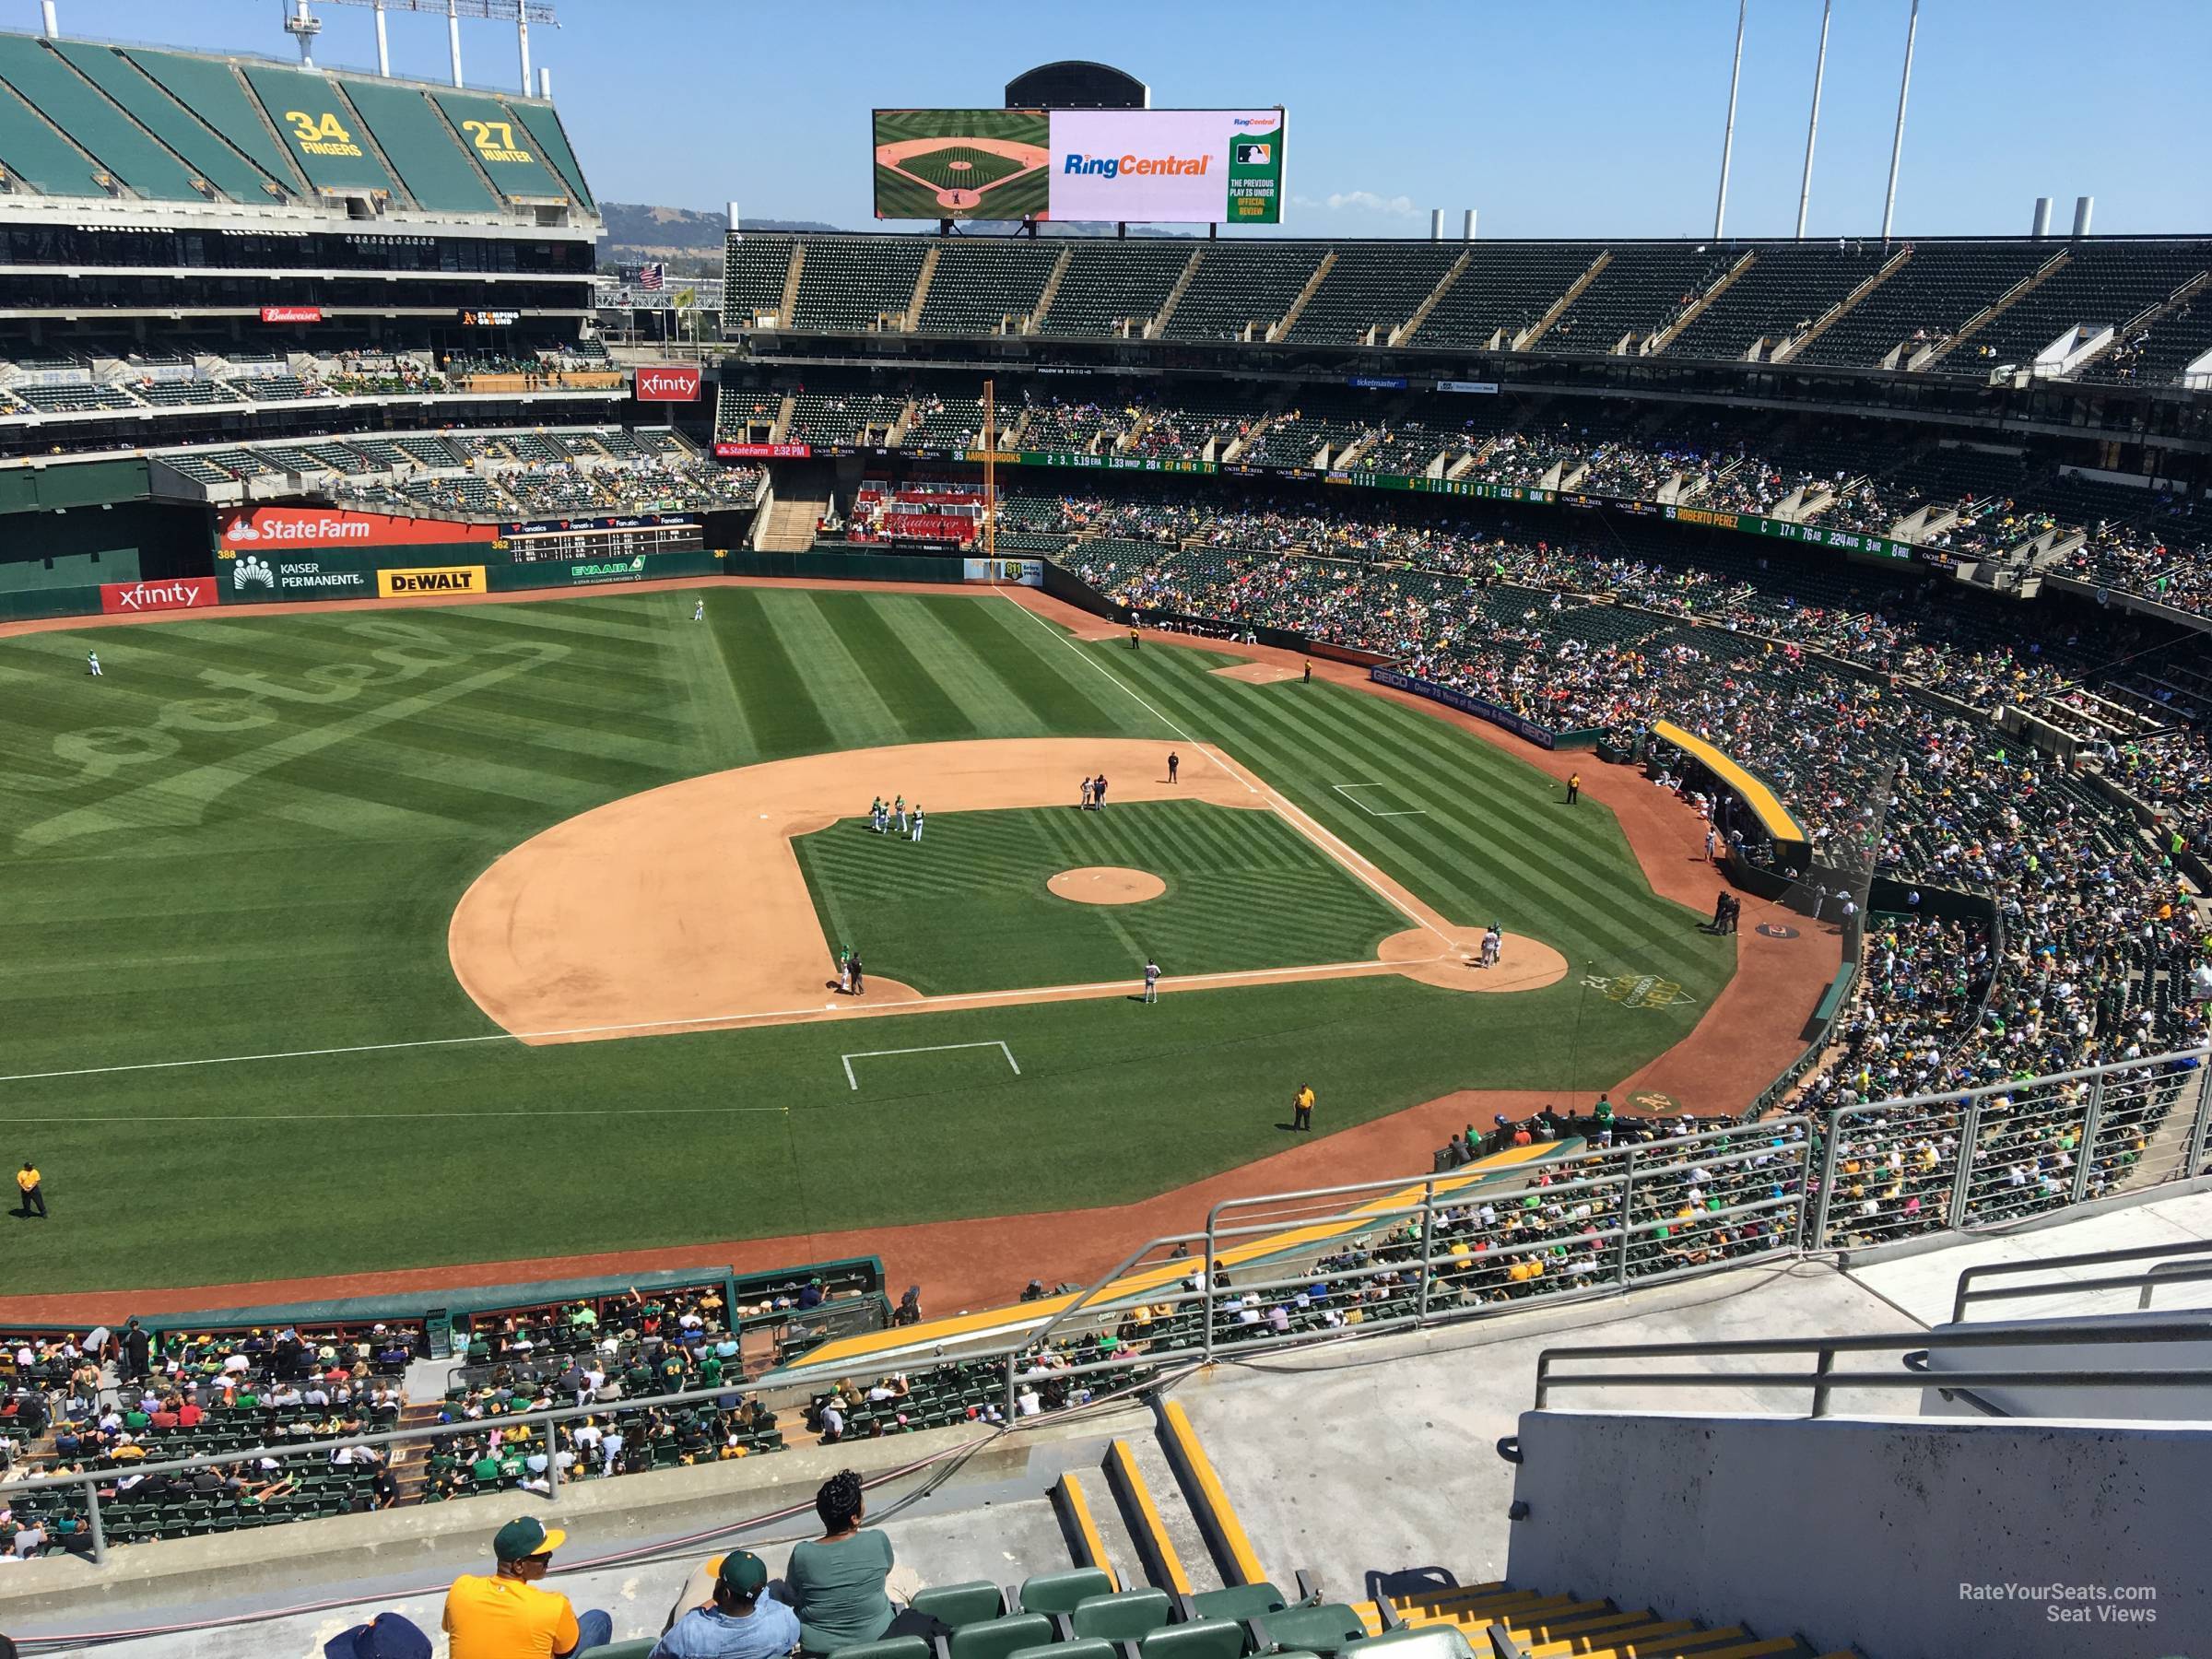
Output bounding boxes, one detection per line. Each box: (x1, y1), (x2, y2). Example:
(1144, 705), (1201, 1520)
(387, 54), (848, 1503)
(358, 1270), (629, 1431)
(910, 806), (925, 842)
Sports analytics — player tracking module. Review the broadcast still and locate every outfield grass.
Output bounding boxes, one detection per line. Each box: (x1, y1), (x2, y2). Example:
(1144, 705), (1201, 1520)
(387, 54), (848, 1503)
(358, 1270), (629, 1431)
(0, 586), (1731, 1294)
(794, 800), (1406, 994)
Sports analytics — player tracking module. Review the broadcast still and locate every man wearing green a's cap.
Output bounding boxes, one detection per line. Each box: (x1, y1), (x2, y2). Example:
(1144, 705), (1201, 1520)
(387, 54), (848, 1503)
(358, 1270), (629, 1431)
(652, 1550), (799, 1659)
(443, 1516), (612, 1658)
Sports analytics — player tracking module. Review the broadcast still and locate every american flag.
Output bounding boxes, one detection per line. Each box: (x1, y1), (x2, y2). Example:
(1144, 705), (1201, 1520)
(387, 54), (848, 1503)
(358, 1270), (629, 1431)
(638, 262), (665, 292)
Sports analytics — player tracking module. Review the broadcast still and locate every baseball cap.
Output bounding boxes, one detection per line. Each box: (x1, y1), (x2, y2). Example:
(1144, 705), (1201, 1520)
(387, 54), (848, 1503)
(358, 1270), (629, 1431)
(324, 1614), (432, 1659)
(718, 1550), (769, 1594)
(492, 1516), (567, 1561)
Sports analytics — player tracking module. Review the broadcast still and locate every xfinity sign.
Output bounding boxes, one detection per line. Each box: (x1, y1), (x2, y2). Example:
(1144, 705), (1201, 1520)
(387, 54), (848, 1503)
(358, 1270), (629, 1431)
(635, 365), (702, 403)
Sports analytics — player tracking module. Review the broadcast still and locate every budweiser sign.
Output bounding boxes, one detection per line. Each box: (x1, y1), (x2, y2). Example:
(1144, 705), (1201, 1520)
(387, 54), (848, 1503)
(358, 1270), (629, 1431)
(100, 576), (218, 615)
(634, 364), (702, 402)
(715, 441), (810, 459)
(259, 305), (323, 324)
(217, 506), (497, 550)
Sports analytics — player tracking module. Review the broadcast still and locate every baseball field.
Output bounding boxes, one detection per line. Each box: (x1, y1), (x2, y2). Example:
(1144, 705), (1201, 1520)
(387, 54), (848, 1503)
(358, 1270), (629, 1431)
(0, 582), (1737, 1300)
(873, 109), (1051, 219)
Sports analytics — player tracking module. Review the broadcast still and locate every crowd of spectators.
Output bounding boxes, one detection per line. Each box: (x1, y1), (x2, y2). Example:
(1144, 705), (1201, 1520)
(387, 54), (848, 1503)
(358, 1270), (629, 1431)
(1050, 482), (2212, 1194)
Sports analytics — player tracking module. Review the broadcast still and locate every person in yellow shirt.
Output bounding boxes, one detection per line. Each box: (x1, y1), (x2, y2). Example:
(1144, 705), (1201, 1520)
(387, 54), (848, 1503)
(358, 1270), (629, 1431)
(444, 1517), (611, 1658)
(16, 1162), (44, 1218)
(1292, 1085), (1316, 1133)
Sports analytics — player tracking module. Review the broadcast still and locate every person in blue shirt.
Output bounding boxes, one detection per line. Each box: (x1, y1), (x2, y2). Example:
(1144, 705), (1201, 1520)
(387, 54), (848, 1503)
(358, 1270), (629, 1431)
(653, 1551), (800, 1659)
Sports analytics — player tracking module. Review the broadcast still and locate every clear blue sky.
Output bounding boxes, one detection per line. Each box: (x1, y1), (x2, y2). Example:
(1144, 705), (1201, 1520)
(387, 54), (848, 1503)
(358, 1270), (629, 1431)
(65, 0), (2212, 237)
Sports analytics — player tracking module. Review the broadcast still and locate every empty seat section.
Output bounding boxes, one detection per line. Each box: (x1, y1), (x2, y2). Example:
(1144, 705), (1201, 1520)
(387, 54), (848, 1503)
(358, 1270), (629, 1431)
(0, 72), (105, 197)
(1413, 243), (1594, 348)
(1037, 241), (1191, 339)
(509, 99), (594, 208)
(1541, 243), (1733, 356)
(1666, 243), (1883, 360)
(49, 41), (284, 203)
(1962, 240), (2212, 370)
(724, 234), (796, 323)
(917, 241), (1060, 335)
(1794, 241), (2049, 367)
(792, 238), (929, 332)
(1285, 244), (1461, 345)
(1162, 243), (1326, 342)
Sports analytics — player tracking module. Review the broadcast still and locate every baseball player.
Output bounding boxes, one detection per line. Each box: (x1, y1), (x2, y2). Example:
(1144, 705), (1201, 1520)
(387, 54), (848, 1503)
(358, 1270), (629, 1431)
(1142, 958), (1160, 1004)
(871, 796), (887, 834)
(893, 795), (907, 835)
(1167, 752), (1180, 784)
(910, 806), (924, 842)
(693, 597), (704, 623)
(1481, 924), (1502, 968)
(86, 651), (102, 678)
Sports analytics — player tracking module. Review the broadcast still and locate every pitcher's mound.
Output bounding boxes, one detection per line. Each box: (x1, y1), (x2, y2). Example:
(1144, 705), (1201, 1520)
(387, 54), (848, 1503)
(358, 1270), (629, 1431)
(1049, 866), (1166, 905)
(1210, 662), (1301, 684)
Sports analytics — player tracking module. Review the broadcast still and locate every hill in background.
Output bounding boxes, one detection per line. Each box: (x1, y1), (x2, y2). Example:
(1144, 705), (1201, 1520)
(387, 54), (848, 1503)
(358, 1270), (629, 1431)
(600, 203), (842, 274)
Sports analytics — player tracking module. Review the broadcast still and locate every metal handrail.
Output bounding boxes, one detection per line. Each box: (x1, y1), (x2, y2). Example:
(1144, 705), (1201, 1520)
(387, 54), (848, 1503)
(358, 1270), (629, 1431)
(1950, 1237), (2212, 1322)
(1534, 1320), (2212, 1416)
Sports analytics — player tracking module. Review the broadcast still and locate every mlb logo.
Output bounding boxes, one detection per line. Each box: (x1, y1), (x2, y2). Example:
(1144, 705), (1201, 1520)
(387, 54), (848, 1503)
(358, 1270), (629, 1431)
(1234, 141), (1271, 166)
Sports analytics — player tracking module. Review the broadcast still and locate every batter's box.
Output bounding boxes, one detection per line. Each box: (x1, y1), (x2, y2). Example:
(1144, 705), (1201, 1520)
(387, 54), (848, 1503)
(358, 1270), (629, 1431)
(841, 1040), (1021, 1092)
(1332, 782), (1428, 818)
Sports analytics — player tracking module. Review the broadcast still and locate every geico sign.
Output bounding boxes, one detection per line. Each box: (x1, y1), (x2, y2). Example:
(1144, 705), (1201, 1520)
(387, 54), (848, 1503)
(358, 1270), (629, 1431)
(377, 565), (488, 598)
(635, 365), (701, 402)
(100, 576), (218, 615)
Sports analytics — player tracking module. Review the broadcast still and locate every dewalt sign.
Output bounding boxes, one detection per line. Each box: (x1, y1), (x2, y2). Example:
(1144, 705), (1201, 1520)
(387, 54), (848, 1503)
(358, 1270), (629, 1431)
(377, 565), (488, 598)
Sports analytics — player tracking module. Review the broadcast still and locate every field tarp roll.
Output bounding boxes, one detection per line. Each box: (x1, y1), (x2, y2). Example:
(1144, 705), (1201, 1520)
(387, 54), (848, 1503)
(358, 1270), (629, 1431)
(1370, 666), (1599, 750)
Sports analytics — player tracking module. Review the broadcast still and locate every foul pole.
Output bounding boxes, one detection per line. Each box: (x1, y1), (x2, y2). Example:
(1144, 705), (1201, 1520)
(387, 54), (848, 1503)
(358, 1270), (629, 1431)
(1712, 0), (1747, 240)
(1881, 0), (1920, 242)
(982, 377), (996, 567)
(1796, 0), (1831, 239)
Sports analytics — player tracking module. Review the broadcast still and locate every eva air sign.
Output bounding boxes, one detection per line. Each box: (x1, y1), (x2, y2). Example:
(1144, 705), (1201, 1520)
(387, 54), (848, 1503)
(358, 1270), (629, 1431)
(567, 556), (652, 584)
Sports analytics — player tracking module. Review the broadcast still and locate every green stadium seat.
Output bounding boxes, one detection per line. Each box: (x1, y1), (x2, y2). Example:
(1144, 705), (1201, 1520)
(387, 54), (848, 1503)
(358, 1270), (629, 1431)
(829, 1639), (935, 1659)
(1018, 1568), (1117, 1616)
(1247, 1606), (1368, 1657)
(1187, 1585), (1291, 1624)
(909, 1581), (1007, 1629)
(1139, 1619), (1250, 1659)
(1008, 1643), (1117, 1659)
(582, 1642), (657, 1659)
(945, 1613), (1055, 1659)
(1071, 1589), (1174, 1641)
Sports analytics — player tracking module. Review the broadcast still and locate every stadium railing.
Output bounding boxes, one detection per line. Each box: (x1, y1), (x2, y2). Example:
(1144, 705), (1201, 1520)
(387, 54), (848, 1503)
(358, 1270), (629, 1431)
(10, 1050), (2210, 1564)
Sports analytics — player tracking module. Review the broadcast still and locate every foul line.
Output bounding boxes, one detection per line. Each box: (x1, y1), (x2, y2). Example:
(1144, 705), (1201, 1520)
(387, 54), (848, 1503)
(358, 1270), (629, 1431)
(842, 1040), (1020, 1091)
(0, 954), (1435, 1089)
(1333, 782), (1427, 818)
(1001, 594), (1453, 952)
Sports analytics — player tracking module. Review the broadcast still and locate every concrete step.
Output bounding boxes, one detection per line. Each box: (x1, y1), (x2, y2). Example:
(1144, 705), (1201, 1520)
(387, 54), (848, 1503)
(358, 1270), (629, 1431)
(1105, 1433), (1222, 1596)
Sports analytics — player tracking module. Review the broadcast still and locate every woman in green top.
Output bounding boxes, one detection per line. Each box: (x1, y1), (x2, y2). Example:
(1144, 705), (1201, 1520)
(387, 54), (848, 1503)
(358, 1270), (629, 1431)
(782, 1470), (901, 1654)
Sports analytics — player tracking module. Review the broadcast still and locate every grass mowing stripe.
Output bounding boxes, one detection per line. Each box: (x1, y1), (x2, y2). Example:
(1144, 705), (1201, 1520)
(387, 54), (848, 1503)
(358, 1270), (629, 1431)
(806, 591), (980, 744)
(869, 595), (1055, 740)
(967, 597), (1158, 735)
(758, 591), (909, 750)
(666, 588), (757, 770)
(713, 588), (836, 758)
(1104, 644), (1715, 974)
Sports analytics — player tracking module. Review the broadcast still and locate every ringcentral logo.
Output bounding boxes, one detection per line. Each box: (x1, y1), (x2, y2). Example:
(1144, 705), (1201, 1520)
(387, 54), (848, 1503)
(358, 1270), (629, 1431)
(1061, 153), (1211, 180)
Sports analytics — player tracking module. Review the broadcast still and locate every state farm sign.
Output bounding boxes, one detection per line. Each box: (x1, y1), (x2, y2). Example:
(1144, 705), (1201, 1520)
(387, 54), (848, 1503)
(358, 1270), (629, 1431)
(715, 441), (810, 459)
(634, 364), (701, 402)
(217, 505), (496, 550)
(100, 576), (218, 615)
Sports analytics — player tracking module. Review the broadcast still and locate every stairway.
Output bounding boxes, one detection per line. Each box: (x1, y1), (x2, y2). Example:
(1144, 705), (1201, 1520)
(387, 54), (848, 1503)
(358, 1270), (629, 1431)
(1912, 250), (2069, 370)
(1393, 250), (1471, 347)
(1268, 251), (1337, 343)
(1146, 250), (1206, 340)
(777, 241), (806, 326)
(1027, 246), (1076, 334)
(903, 244), (942, 333)
(1383, 1581), (1852, 1659)
(387, 1402), (443, 1504)
(758, 491), (827, 553)
(1514, 252), (1610, 352)
(1646, 249), (1757, 356)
